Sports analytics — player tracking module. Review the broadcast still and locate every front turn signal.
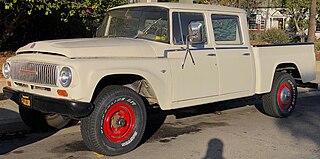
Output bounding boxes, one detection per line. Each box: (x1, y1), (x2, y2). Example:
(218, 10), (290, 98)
(57, 89), (68, 97)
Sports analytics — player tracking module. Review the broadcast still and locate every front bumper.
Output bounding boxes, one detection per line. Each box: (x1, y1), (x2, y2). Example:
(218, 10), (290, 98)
(3, 87), (94, 118)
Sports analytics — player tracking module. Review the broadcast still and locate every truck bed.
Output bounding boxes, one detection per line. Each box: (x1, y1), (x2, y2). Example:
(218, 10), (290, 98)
(252, 43), (316, 94)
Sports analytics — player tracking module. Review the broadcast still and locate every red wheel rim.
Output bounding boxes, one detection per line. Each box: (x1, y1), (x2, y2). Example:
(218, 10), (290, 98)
(103, 102), (135, 143)
(277, 82), (293, 110)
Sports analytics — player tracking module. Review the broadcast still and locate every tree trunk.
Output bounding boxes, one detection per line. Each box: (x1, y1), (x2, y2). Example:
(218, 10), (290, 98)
(293, 17), (305, 42)
(307, 0), (317, 42)
(300, 29), (305, 42)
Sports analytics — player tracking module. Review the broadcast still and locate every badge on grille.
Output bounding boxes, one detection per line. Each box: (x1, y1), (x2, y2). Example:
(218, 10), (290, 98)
(30, 43), (36, 48)
(19, 70), (38, 75)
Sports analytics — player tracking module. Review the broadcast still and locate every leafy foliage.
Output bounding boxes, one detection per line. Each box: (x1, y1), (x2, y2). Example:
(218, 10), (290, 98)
(249, 31), (262, 41)
(259, 28), (291, 44)
(249, 29), (291, 44)
(272, 0), (320, 42)
(0, 0), (127, 50)
(315, 40), (320, 51)
(3, 0), (126, 22)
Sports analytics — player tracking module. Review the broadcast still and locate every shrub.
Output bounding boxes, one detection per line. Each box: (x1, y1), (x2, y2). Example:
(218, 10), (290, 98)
(315, 40), (320, 51)
(260, 28), (291, 44)
(249, 31), (262, 41)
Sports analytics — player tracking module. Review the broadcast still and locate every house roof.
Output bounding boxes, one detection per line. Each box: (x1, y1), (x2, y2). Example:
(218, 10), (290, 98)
(110, 2), (246, 13)
(271, 10), (286, 18)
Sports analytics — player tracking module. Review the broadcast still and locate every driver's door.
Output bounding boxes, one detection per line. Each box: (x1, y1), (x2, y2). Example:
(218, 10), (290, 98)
(168, 11), (219, 105)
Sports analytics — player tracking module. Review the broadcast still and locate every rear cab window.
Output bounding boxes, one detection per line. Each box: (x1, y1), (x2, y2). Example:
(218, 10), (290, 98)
(211, 14), (243, 45)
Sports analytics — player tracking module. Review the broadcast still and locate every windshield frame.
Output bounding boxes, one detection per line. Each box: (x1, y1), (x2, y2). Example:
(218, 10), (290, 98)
(98, 6), (170, 44)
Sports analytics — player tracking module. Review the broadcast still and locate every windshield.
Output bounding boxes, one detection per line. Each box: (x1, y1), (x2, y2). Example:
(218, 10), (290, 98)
(97, 6), (169, 43)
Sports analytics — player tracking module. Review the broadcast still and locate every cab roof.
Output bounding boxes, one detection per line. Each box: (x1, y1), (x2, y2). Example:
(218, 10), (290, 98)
(110, 2), (246, 13)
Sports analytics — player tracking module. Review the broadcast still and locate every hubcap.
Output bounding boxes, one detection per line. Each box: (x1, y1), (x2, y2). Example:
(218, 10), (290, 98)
(280, 87), (291, 104)
(277, 82), (293, 109)
(103, 102), (135, 143)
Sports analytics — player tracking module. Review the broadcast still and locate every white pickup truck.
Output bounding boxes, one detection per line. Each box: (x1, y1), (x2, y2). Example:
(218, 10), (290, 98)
(3, 3), (317, 156)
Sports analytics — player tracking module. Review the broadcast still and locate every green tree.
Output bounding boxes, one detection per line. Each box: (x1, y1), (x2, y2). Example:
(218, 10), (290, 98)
(275, 0), (309, 42)
(0, 0), (127, 50)
(273, 0), (320, 42)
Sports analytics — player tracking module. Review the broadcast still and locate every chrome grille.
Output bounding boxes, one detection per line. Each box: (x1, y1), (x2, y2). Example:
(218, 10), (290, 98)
(11, 62), (58, 86)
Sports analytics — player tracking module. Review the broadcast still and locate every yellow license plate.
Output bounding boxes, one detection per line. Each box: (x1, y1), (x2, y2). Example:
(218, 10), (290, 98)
(21, 95), (31, 107)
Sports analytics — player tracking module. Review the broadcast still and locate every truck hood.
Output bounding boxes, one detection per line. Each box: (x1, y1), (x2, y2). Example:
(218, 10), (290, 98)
(16, 38), (158, 58)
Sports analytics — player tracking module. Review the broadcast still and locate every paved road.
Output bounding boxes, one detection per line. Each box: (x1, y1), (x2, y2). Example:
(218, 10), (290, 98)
(0, 91), (319, 159)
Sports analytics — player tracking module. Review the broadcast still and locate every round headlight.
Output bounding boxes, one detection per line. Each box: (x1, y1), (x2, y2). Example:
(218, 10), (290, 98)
(59, 67), (72, 87)
(2, 62), (11, 79)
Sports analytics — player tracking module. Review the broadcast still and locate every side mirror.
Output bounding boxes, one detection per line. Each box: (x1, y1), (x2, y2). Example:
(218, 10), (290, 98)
(188, 22), (203, 43)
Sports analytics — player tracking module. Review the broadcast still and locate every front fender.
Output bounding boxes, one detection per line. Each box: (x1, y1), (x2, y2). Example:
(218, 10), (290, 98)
(74, 58), (172, 110)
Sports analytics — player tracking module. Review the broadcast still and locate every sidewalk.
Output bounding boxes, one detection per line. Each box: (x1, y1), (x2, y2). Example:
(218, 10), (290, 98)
(0, 61), (319, 134)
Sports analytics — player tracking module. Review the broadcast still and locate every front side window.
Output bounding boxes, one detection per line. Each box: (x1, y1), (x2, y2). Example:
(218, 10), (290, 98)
(212, 14), (243, 45)
(97, 7), (169, 43)
(172, 12), (207, 45)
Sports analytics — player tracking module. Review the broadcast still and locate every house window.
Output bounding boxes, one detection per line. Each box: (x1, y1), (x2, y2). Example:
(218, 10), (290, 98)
(249, 18), (258, 30)
(260, 19), (265, 30)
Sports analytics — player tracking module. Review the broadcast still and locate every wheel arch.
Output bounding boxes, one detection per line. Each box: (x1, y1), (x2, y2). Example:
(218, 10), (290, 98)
(270, 62), (301, 92)
(275, 63), (302, 80)
(89, 73), (170, 109)
(256, 61), (302, 94)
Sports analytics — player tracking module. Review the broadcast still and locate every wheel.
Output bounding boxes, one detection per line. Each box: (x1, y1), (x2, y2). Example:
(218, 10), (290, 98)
(19, 106), (77, 131)
(80, 85), (147, 156)
(260, 72), (297, 118)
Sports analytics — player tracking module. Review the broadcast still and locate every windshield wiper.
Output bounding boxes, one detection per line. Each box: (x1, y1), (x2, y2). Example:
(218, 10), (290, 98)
(134, 18), (162, 39)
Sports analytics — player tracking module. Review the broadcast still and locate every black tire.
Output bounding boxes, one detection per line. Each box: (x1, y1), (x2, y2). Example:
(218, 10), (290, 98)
(260, 72), (297, 118)
(19, 106), (77, 131)
(80, 85), (147, 156)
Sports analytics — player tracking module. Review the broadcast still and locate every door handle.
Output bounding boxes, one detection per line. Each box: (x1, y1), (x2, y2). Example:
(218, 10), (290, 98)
(207, 53), (216, 57)
(242, 53), (250, 56)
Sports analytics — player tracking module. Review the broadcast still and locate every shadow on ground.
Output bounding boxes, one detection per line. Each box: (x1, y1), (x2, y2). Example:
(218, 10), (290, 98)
(0, 107), (30, 134)
(0, 107), (56, 155)
(0, 93), (8, 100)
(204, 138), (224, 159)
(276, 94), (320, 147)
(0, 130), (56, 155)
(142, 96), (261, 144)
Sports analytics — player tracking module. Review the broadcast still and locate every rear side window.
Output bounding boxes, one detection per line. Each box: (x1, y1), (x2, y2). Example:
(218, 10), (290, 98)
(172, 12), (207, 45)
(211, 14), (242, 45)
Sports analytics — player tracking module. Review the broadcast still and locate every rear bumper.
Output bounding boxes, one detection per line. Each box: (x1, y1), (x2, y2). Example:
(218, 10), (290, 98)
(3, 87), (93, 118)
